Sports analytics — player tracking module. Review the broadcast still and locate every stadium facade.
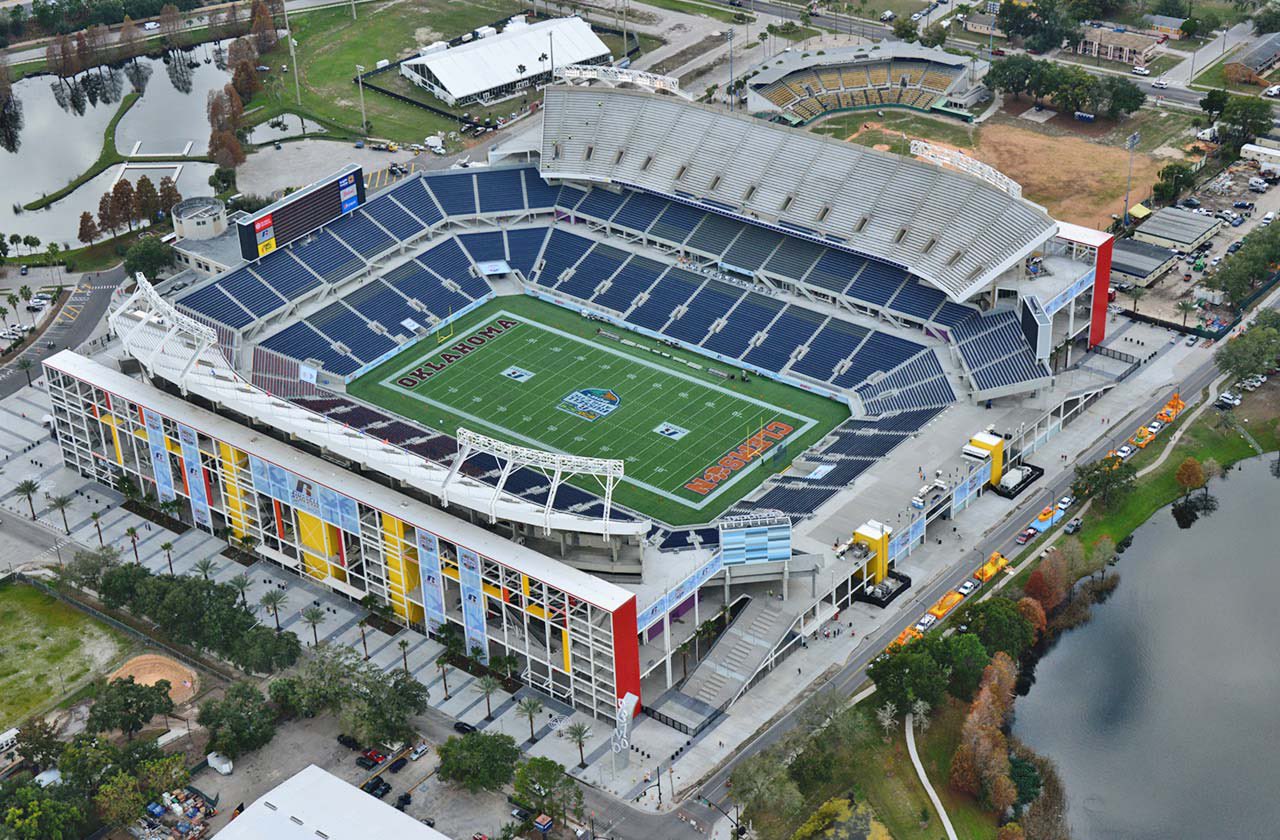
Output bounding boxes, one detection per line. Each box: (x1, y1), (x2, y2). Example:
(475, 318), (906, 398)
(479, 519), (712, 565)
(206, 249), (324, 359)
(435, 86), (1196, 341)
(48, 85), (1116, 720)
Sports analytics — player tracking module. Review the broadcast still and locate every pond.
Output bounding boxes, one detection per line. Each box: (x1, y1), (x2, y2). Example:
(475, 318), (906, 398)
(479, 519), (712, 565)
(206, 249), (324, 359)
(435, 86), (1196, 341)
(0, 45), (231, 246)
(1013, 456), (1280, 840)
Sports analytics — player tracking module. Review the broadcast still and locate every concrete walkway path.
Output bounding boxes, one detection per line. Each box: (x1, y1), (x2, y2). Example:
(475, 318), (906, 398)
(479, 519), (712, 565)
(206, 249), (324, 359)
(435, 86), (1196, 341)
(905, 712), (958, 840)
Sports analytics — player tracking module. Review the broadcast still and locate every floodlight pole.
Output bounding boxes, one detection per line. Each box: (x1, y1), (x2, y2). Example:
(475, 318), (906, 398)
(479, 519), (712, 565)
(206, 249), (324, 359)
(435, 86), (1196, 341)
(1122, 131), (1140, 228)
(355, 64), (367, 134)
(281, 2), (301, 107)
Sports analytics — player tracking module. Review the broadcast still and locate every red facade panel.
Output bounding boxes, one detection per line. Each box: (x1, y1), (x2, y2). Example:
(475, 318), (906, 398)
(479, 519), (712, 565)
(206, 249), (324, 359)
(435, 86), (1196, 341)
(611, 596), (642, 717)
(1089, 236), (1113, 347)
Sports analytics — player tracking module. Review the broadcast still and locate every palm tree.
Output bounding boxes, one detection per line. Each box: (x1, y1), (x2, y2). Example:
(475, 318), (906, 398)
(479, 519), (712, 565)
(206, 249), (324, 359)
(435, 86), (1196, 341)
(124, 526), (140, 563)
(158, 498), (182, 521)
(15, 479), (39, 519)
(16, 358), (32, 386)
(436, 654), (451, 699)
(565, 721), (591, 768)
(491, 653), (518, 680)
(475, 674), (501, 719)
(301, 606), (326, 646)
(18, 285), (31, 326)
(90, 511), (104, 546)
(259, 589), (287, 631)
(238, 534), (259, 554)
(228, 572), (251, 606)
(193, 557), (216, 580)
(0, 306), (8, 324)
(1125, 285), (1147, 314)
(516, 63), (527, 80)
(48, 494), (72, 533)
(1177, 299), (1198, 326)
(160, 541), (174, 575)
(358, 616), (370, 659)
(516, 695), (543, 743)
(678, 639), (692, 681)
(398, 638), (411, 673)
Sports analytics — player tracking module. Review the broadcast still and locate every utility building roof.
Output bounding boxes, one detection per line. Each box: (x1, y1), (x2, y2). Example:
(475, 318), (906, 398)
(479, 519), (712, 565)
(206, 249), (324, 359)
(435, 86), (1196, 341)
(402, 17), (609, 101)
(1228, 31), (1280, 73)
(1111, 237), (1175, 279)
(539, 85), (1057, 301)
(1135, 207), (1221, 246)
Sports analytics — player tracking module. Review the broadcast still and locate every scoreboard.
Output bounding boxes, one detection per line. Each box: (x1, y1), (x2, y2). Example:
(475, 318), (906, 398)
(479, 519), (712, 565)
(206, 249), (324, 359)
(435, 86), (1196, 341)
(237, 165), (365, 261)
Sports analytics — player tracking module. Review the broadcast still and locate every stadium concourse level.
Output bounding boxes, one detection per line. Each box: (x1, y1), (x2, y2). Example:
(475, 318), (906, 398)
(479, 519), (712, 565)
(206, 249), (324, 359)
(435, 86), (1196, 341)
(756, 57), (963, 123)
(177, 163), (1050, 546)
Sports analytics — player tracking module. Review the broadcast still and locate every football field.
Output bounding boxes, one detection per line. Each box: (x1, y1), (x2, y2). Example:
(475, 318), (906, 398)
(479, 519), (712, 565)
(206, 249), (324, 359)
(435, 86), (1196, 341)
(348, 297), (848, 523)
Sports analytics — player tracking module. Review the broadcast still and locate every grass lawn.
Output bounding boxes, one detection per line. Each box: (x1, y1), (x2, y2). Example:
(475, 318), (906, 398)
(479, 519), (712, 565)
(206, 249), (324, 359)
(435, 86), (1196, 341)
(348, 295), (848, 525)
(635, 0), (754, 24)
(812, 109), (977, 151)
(1055, 53), (1179, 78)
(1105, 105), (1199, 153)
(0, 581), (128, 728)
(1192, 51), (1269, 93)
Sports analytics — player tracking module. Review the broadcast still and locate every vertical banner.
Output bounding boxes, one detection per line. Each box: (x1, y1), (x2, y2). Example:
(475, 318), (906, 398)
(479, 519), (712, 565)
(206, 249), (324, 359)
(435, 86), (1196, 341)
(458, 547), (488, 663)
(177, 424), (212, 529)
(416, 530), (446, 633)
(142, 409), (176, 502)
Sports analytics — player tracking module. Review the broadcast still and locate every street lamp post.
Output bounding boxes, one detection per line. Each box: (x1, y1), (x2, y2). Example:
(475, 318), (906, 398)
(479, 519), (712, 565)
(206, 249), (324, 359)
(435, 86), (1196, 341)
(281, 2), (302, 107)
(1122, 131), (1140, 227)
(355, 64), (368, 134)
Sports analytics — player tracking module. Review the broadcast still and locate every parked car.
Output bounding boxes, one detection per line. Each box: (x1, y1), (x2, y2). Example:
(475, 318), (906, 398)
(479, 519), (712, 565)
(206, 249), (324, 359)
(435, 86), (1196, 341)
(511, 808), (531, 823)
(362, 748), (386, 763)
(1056, 495), (1075, 511)
(388, 757), (408, 774)
(1147, 420), (1164, 434)
(1186, 334), (1198, 346)
(1064, 517), (1083, 534)
(142, 20), (160, 30)
(1117, 444), (1136, 459)
(395, 793), (412, 811)
(337, 734), (360, 750)
(913, 614), (937, 633)
(1180, 197), (1200, 208)
(1131, 65), (1151, 76)
(958, 579), (978, 596)
(409, 743), (430, 761)
(1152, 79), (1169, 89)
(356, 755), (378, 770)
(453, 722), (476, 735)
(1015, 527), (1038, 545)
(18, 265), (27, 275)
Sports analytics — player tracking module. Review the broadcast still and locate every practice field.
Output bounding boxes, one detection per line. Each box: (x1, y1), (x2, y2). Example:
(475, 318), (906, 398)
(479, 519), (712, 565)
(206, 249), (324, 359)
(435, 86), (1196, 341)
(349, 296), (849, 524)
(0, 582), (127, 728)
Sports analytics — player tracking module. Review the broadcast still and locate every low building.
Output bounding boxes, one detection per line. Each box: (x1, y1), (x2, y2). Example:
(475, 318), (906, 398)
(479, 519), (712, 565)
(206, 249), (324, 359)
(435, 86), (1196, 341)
(170, 198), (247, 277)
(400, 16), (611, 107)
(964, 12), (1006, 39)
(215, 765), (452, 839)
(1224, 32), (1280, 83)
(1076, 27), (1158, 66)
(1142, 14), (1186, 39)
(1111, 237), (1178, 287)
(1133, 207), (1222, 251)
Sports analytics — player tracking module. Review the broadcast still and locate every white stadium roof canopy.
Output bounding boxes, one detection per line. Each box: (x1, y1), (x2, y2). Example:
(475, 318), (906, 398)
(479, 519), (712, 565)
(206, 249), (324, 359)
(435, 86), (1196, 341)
(402, 17), (609, 102)
(538, 86), (1058, 301)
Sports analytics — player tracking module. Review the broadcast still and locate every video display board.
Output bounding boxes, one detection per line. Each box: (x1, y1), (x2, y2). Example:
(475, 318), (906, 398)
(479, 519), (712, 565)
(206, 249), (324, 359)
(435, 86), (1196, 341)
(237, 166), (365, 260)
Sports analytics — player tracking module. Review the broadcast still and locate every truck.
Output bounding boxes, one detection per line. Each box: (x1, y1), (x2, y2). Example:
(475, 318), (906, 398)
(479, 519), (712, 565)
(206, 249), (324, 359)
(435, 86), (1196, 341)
(998, 465), (1031, 491)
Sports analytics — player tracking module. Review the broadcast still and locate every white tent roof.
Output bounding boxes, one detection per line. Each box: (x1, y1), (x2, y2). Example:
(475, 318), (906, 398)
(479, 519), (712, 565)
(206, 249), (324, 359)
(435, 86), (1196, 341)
(404, 17), (609, 100)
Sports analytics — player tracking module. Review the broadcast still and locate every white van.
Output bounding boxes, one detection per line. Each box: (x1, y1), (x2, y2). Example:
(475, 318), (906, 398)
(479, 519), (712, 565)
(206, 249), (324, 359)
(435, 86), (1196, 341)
(880, 9), (895, 20)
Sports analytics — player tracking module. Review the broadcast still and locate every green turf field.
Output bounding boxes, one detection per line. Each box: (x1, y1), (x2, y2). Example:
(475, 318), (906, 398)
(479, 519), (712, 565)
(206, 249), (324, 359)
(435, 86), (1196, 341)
(348, 296), (849, 524)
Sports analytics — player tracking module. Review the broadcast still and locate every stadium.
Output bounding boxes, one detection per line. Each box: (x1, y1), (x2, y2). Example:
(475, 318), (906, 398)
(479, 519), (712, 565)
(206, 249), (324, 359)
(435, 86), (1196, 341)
(46, 79), (1121, 723)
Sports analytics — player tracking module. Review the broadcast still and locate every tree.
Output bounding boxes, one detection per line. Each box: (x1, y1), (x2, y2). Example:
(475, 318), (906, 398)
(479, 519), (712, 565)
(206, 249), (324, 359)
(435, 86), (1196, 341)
(1124, 285), (1146, 312)
(1176, 298), (1199, 326)
(62, 545), (118, 590)
(15, 478), (38, 518)
(209, 128), (246, 168)
(1175, 456), (1206, 499)
(161, 541), (175, 575)
(954, 597), (1036, 659)
(135, 753), (189, 800)
(198, 682), (277, 758)
(516, 695), (543, 743)
(1153, 162), (1196, 204)
(892, 16), (918, 40)
(938, 632), (990, 700)
(86, 675), (174, 741)
(1024, 551), (1068, 612)
(2, 783), (84, 839)
(301, 605), (325, 645)
(1220, 94), (1273, 150)
(97, 191), (117, 238)
(1216, 325), (1280, 378)
(1072, 455), (1137, 509)
(398, 637), (410, 672)
(228, 572), (251, 605)
(564, 721), (591, 767)
(1202, 458), (1223, 495)
(123, 236), (175, 281)
(259, 588), (286, 630)
(159, 4), (183, 49)
(868, 644), (949, 711)
(15, 719), (63, 769)
(474, 674), (501, 720)
(134, 174), (159, 223)
(95, 770), (146, 827)
(157, 175), (183, 215)
(77, 211), (99, 246)
(124, 525), (140, 563)
(437, 731), (520, 793)
(875, 700), (898, 739)
(998, 823), (1026, 840)
(48, 494), (72, 534)
(1016, 596), (1047, 637)
(1256, 3), (1280, 33)
(1093, 535), (1116, 568)
(728, 751), (803, 817)
(1102, 75), (1145, 119)
(919, 21), (947, 46)
(111, 178), (136, 231)
(193, 557), (216, 580)
(232, 59), (261, 100)
(249, 0), (278, 53)
(513, 756), (584, 823)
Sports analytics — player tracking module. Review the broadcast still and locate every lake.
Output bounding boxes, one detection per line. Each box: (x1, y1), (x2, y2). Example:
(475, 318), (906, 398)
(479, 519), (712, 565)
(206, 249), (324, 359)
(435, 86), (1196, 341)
(1013, 455), (1280, 840)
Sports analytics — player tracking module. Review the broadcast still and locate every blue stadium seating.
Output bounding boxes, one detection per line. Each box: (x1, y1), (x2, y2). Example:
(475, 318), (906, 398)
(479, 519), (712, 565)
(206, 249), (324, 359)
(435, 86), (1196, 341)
(649, 202), (705, 243)
(535, 229), (594, 288)
(505, 228), (549, 277)
(389, 178), (444, 227)
(763, 236), (824, 280)
(424, 172), (477, 216)
(722, 228), (785, 272)
(627, 269), (701, 331)
(260, 321), (359, 376)
(251, 252), (323, 300)
(218, 267), (287, 318)
(418, 238), (474, 285)
(836, 331), (921, 388)
(180, 283), (254, 329)
(556, 186), (587, 212)
(385, 260), (471, 319)
(360, 196), (424, 241)
(593, 256), (664, 313)
(873, 407), (945, 432)
(824, 430), (905, 458)
(576, 188), (627, 222)
(703, 293), (782, 358)
(457, 231), (507, 263)
(557, 244), (627, 300)
(476, 168), (527, 213)
(806, 249), (865, 293)
(954, 311), (1049, 391)
(743, 306), (822, 372)
(933, 301), (977, 329)
(751, 482), (837, 517)
(612, 191), (668, 233)
(664, 280), (742, 344)
(885, 280), (945, 322)
(687, 214), (745, 255)
(856, 351), (953, 414)
(291, 230), (363, 282)
(522, 168), (561, 209)
(345, 280), (418, 336)
(848, 261), (909, 308)
(793, 319), (868, 382)
(309, 302), (396, 362)
(328, 210), (396, 258)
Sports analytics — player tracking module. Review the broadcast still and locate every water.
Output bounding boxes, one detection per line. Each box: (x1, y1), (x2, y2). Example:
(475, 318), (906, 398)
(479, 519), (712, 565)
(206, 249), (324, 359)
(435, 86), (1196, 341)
(1013, 456), (1280, 840)
(0, 47), (230, 245)
(244, 113), (326, 145)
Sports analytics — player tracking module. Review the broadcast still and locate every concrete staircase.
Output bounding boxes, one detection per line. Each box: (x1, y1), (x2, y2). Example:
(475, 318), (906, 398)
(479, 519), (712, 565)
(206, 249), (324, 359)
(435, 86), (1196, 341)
(681, 597), (792, 709)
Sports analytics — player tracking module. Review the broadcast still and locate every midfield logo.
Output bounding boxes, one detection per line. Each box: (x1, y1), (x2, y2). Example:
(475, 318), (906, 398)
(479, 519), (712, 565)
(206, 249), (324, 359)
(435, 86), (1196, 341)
(558, 388), (621, 422)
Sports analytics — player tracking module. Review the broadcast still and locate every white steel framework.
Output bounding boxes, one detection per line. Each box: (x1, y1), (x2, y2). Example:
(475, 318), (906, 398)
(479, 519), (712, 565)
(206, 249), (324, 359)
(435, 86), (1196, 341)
(909, 140), (1024, 201)
(558, 63), (686, 96)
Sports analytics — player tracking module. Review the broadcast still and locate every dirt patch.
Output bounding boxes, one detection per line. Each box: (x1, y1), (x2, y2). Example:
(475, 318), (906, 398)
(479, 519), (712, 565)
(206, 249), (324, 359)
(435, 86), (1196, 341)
(872, 143), (890, 151)
(110, 654), (199, 704)
(968, 123), (1163, 227)
(412, 26), (443, 44)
